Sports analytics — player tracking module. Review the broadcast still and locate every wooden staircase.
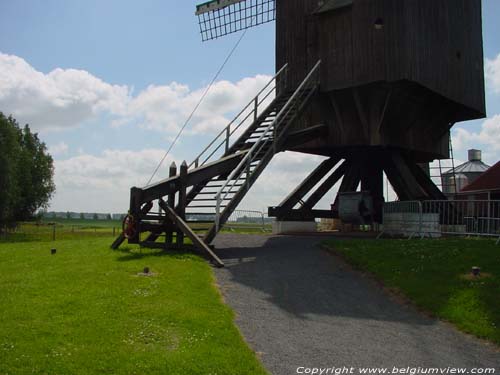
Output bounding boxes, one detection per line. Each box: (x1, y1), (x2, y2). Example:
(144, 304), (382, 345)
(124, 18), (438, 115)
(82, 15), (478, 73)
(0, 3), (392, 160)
(111, 61), (321, 266)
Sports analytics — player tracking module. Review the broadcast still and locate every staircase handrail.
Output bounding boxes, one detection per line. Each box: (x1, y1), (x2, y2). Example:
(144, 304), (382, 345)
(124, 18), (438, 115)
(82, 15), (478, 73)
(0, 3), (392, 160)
(188, 63), (289, 169)
(214, 60), (322, 230)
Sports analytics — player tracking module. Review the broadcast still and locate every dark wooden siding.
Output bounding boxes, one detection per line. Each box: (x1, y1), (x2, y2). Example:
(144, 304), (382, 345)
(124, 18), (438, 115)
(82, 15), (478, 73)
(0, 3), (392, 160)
(276, 0), (318, 90)
(399, 0), (485, 115)
(277, 0), (485, 116)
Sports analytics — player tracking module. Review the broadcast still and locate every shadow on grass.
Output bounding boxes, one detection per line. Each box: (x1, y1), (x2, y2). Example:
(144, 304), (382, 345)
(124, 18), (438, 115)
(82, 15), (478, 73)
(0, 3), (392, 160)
(113, 246), (202, 263)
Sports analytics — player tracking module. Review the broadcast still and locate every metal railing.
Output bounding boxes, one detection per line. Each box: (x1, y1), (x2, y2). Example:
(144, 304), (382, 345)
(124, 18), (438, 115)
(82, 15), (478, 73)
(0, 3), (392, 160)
(184, 209), (272, 232)
(224, 209), (273, 232)
(188, 63), (288, 169)
(214, 60), (322, 231)
(380, 200), (500, 243)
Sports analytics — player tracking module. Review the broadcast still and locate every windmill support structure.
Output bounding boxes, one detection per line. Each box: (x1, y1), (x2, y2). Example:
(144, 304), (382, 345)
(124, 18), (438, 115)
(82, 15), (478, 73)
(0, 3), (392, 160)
(112, 0), (486, 266)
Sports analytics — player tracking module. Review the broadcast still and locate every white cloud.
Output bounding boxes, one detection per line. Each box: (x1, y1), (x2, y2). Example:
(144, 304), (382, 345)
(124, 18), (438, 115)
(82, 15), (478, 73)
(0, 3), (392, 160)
(0, 52), (272, 135)
(48, 142), (69, 156)
(0, 53), (130, 130)
(51, 148), (179, 212)
(452, 115), (500, 164)
(239, 152), (335, 212)
(49, 148), (335, 213)
(124, 75), (272, 135)
(485, 54), (500, 93)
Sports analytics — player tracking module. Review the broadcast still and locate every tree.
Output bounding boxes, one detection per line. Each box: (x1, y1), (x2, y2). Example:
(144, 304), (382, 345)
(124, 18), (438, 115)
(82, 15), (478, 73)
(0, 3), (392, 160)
(14, 124), (56, 221)
(66, 211), (71, 219)
(93, 213), (98, 220)
(80, 212), (85, 220)
(0, 113), (55, 228)
(0, 114), (21, 228)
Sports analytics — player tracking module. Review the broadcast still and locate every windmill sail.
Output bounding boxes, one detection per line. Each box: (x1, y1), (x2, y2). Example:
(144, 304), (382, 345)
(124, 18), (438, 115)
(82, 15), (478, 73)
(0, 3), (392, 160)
(195, 0), (275, 41)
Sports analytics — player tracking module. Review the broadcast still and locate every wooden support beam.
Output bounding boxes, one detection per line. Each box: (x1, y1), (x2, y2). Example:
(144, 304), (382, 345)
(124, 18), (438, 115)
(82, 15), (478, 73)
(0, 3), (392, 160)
(110, 233), (125, 250)
(352, 88), (370, 142)
(383, 152), (427, 200)
(338, 159), (362, 193)
(281, 123), (329, 150)
(177, 161), (188, 247)
(159, 199), (224, 268)
(360, 156), (384, 223)
(302, 159), (350, 210)
(140, 151), (247, 203)
(278, 157), (340, 210)
(404, 156), (447, 200)
(165, 162), (177, 248)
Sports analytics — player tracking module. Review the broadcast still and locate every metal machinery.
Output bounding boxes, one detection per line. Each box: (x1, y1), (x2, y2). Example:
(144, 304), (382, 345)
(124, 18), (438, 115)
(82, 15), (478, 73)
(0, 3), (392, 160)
(112, 0), (486, 266)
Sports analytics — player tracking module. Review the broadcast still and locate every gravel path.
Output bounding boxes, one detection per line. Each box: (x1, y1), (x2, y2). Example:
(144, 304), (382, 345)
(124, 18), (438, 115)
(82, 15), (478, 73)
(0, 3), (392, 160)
(213, 234), (500, 375)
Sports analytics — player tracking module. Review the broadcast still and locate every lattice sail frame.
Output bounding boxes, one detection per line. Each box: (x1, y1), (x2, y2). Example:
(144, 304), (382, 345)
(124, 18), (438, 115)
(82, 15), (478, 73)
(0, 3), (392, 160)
(196, 0), (275, 41)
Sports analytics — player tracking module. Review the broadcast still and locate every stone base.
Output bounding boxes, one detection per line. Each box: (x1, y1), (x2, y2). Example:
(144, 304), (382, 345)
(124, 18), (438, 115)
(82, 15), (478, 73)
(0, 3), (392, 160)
(272, 221), (317, 234)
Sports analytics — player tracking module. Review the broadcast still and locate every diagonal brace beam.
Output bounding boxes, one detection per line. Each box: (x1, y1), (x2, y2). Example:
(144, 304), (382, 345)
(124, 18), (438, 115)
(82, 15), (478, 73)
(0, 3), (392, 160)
(278, 157), (341, 210)
(302, 159), (350, 210)
(159, 199), (224, 267)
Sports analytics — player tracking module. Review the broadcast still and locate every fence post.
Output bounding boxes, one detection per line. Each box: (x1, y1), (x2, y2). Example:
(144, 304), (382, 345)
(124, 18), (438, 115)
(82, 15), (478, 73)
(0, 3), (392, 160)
(166, 161), (177, 248)
(487, 200), (491, 234)
(254, 97), (258, 122)
(418, 201), (423, 239)
(178, 161), (188, 248)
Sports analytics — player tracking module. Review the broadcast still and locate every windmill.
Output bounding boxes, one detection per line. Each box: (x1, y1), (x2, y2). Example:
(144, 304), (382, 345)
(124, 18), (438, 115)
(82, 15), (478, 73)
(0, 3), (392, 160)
(112, 0), (485, 266)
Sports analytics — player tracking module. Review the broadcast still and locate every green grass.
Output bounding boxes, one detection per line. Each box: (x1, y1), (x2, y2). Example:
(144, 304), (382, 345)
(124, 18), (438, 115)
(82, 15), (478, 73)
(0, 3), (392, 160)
(40, 218), (121, 228)
(323, 238), (500, 345)
(1, 220), (270, 243)
(0, 238), (268, 375)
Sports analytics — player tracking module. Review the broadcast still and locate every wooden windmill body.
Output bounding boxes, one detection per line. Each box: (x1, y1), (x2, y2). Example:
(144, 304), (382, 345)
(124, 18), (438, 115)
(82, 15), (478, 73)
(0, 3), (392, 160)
(111, 0), (485, 265)
(270, 0), (485, 221)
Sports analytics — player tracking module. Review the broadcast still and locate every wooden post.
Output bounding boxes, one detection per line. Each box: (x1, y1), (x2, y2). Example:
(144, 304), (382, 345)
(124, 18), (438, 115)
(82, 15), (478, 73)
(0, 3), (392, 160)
(178, 161), (188, 248)
(166, 162), (177, 248)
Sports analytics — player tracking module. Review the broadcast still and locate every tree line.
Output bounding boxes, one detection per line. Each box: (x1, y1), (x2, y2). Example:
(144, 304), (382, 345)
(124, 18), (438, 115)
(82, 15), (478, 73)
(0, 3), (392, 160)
(0, 112), (55, 230)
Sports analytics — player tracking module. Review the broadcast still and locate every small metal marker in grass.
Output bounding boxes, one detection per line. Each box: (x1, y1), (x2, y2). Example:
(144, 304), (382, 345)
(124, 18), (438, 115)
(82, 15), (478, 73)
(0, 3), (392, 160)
(461, 267), (490, 281)
(137, 267), (155, 277)
(51, 248), (56, 255)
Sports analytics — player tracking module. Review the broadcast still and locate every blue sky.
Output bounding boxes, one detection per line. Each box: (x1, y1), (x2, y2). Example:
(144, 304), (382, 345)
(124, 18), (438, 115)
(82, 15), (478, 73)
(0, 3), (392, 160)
(0, 0), (499, 212)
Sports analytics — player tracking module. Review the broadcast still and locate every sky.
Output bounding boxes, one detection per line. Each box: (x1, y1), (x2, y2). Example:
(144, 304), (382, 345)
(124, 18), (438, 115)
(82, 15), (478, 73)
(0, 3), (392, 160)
(0, 0), (499, 214)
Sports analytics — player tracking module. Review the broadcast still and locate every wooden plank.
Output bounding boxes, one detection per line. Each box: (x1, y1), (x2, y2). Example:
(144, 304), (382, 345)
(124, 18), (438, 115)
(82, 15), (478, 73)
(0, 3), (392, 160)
(110, 233), (125, 250)
(302, 159), (350, 210)
(159, 200), (224, 268)
(277, 157), (340, 210)
(140, 151), (247, 203)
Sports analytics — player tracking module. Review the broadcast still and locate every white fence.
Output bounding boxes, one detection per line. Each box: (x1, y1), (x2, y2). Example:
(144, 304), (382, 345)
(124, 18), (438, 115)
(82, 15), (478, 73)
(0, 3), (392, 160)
(224, 209), (273, 231)
(183, 209), (273, 231)
(380, 200), (500, 244)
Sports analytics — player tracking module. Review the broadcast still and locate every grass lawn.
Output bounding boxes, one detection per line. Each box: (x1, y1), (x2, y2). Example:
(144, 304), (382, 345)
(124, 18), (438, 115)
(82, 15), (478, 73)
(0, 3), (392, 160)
(40, 218), (121, 228)
(1, 221), (270, 243)
(323, 238), (500, 345)
(0, 238), (268, 375)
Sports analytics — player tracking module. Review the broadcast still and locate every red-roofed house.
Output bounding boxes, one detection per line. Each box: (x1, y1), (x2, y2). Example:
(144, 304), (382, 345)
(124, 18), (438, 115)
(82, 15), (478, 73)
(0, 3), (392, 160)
(457, 161), (500, 200)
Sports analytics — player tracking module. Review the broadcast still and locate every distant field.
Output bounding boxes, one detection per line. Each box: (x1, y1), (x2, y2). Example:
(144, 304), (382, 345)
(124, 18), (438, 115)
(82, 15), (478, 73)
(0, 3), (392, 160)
(40, 217), (121, 228)
(0, 238), (268, 375)
(323, 238), (500, 345)
(1, 218), (270, 243)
